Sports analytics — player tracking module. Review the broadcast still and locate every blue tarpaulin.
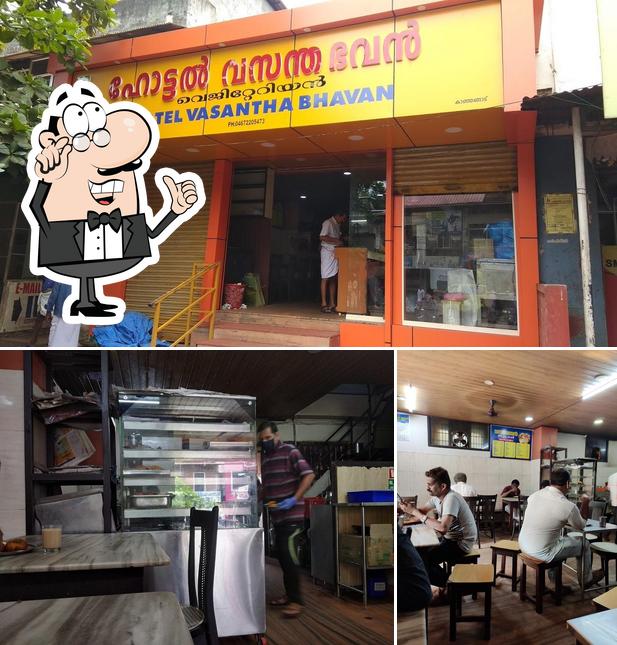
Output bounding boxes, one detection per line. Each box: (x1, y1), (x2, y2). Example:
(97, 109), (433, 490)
(93, 311), (169, 347)
(485, 222), (515, 259)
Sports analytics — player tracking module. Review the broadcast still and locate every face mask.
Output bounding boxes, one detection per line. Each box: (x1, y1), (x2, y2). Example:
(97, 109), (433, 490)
(261, 438), (276, 454)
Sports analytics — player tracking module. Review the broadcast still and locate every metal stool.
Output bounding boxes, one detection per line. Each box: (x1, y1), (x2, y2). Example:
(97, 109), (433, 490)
(591, 542), (617, 585)
(490, 540), (521, 592)
(519, 553), (563, 614)
(568, 531), (600, 545)
(447, 564), (493, 641)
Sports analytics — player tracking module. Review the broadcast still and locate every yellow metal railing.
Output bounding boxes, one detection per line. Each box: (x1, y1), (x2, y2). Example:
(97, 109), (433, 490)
(149, 262), (221, 347)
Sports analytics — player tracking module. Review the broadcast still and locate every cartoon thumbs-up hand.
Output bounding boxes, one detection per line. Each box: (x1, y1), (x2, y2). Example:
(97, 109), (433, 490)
(34, 136), (72, 183)
(162, 174), (200, 215)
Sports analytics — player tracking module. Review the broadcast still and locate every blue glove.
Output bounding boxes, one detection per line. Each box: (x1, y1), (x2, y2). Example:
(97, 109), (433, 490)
(276, 497), (297, 511)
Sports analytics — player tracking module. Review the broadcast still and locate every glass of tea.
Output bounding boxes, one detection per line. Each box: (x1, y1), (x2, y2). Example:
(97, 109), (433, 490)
(42, 525), (62, 553)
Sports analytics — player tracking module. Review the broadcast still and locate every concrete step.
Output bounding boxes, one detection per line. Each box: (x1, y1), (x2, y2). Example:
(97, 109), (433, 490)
(216, 308), (342, 332)
(191, 336), (277, 347)
(192, 322), (340, 347)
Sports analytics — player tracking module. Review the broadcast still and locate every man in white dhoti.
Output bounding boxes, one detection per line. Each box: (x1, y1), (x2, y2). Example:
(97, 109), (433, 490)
(319, 212), (347, 313)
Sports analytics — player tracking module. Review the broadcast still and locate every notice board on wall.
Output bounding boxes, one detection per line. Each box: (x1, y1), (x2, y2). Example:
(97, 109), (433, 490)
(490, 425), (532, 460)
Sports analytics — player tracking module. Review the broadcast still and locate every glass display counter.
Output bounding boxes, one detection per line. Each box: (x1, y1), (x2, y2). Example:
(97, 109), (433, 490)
(116, 390), (258, 532)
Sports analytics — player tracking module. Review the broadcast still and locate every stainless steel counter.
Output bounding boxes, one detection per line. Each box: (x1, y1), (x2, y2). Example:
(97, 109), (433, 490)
(144, 528), (265, 638)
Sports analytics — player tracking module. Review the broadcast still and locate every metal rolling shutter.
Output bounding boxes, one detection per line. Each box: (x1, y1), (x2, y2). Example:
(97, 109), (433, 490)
(124, 163), (214, 337)
(394, 142), (517, 195)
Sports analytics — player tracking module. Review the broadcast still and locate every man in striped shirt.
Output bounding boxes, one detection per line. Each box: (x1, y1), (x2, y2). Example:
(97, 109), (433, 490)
(259, 421), (315, 618)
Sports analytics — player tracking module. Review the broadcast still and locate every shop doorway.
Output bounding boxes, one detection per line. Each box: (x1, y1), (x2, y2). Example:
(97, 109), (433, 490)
(224, 157), (386, 320)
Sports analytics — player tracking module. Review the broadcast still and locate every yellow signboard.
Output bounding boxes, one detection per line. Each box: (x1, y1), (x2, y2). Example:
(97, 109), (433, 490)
(82, 63), (137, 103)
(206, 37), (296, 135)
(394, 0), (503, 118)
(85, 0), (503, 138)
(544, 194), (576, 234)
(291, 19), (395, 127)
(134, 53), (210, 138)
(597, 0), (617, 119)
(603, 246), (617, 276)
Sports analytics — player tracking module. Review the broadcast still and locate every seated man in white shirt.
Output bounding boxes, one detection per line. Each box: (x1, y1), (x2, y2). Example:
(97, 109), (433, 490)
(519, 468), (603, 589)
(404, 467), (478, 591)
(451, 472), (478, 497)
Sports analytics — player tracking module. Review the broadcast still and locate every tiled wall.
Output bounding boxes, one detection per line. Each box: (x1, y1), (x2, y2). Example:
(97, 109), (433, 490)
(398, 414), (539, 507)
(0, 368), (25, 538)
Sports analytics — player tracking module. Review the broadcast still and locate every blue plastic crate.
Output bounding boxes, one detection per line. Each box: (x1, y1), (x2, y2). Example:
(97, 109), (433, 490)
(346, 490), (394, 503)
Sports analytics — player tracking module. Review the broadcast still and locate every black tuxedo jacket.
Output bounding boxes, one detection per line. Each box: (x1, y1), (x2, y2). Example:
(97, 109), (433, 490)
(29, 181), (179, 267)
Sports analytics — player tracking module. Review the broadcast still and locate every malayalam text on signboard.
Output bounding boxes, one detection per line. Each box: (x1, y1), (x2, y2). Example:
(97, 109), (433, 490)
(84, 1), (503, 138)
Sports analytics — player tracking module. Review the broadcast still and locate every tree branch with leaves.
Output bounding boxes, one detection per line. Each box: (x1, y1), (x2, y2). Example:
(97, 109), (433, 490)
(0, 0), (116, 173)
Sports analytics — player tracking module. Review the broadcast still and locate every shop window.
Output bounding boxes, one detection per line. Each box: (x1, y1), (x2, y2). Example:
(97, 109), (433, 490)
(403, 193), (517, 331)
(348, 170), (386, 318)
(428, 417), (489, 451)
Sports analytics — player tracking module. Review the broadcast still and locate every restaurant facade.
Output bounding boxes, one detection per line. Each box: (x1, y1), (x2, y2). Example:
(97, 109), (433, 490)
(48, 0), (544, 347)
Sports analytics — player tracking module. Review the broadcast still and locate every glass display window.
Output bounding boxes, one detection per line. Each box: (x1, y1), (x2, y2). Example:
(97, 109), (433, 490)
(348, 169), (386, 318)
(403, 192), (517, 331)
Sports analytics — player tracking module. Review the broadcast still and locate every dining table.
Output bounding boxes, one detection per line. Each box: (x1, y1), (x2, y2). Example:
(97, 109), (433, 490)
(0, 533), (170, 602)
(0, 592), (192, 645)
(566, 607), (617, 645)
(565, 519), (617, 600)
(501, 496), (520, 531)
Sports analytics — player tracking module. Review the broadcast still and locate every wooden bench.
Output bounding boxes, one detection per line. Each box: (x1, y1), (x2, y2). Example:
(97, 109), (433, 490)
(519, 553), (563, 614)
(490, 540), (521, 592)
(447, 564), (494, 641)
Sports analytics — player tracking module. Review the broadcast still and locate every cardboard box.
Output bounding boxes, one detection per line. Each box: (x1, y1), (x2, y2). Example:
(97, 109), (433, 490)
(339, 526), (393, 567)
(473, 238), (494, 259)
(476, 259), (516, 300)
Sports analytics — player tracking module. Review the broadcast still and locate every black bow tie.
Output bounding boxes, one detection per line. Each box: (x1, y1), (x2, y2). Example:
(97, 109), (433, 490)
(87, 209), (122, 232)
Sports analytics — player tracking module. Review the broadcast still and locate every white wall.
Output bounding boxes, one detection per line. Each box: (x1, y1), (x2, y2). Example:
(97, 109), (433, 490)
(537, 0), (602, 92)
(397, 414), (539, 507)
(0, 369), (25, 538)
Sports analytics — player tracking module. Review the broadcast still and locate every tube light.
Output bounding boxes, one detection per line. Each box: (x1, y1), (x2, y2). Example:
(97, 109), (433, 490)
(121, 396), (160, 405)
(582, 374), (617, 400)
(404, 385), (417, 412)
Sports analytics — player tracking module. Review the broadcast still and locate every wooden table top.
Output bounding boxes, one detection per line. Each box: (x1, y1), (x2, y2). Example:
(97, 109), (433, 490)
(0, 533), (170, 574)
(592, 586), (617, 610)
(449, 564), (494, 584)
(0, 592), (192, 645)
(566, 608), (617, 645)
